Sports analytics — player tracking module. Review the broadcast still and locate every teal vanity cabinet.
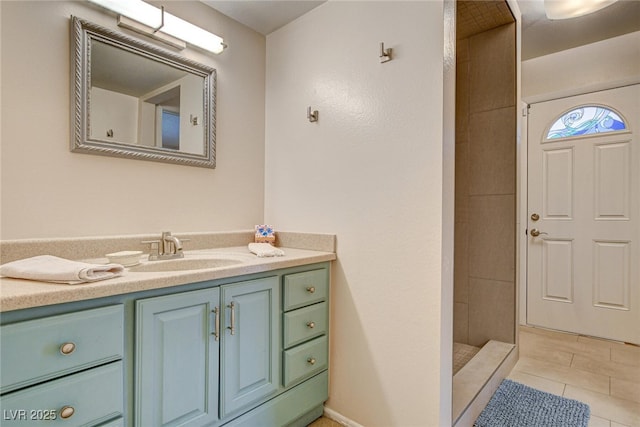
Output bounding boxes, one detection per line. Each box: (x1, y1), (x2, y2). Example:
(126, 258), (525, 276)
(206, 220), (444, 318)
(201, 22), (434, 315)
(223, 266), (330, 427)
(135, 277), (279, 426)
(282, 269), (329, 389)
(0, 261), (330, 427)
(0, 305), (125, 426)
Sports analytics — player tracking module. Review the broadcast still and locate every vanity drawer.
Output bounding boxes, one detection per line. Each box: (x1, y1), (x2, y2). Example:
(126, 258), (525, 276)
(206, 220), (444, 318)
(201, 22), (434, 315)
(283, 269), (328, 311)
(0, 305), (124, 393)
(0, 361), (123, 426)
(283, 336), (328, 387)
(283, 302), (327, 349)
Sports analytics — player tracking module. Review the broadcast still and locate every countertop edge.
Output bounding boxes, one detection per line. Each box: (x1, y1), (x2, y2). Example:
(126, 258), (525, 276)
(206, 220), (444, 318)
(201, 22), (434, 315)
(0, 248), (336, 313)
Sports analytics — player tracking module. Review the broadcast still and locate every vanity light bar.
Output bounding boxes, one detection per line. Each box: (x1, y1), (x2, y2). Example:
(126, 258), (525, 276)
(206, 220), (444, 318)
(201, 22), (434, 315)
(117, 15), (187, 50)
(87, 0), (226, 54)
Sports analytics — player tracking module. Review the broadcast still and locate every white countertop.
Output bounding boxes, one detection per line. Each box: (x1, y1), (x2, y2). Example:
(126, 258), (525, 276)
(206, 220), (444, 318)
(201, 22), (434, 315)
(0, 246), (335, 312)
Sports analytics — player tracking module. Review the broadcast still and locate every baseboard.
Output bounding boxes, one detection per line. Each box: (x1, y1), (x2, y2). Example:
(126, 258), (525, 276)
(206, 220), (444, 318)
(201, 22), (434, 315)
(322, 407), (365, 427)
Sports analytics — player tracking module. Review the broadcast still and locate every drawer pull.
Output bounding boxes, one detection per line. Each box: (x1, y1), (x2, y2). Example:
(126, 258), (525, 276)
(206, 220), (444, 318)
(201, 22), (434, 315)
(307, 357), (316, 365)
(59, 406), (75, 419)
(306, 321), (316, 329)
(306, 286), (316, 294)
(59, 342), (76, 355)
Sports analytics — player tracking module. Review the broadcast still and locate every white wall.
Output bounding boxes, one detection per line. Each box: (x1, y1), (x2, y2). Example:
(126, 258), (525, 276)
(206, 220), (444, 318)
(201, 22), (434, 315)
(0, 1), (266, 239)
(522, 31), (640, 103)
(91, 87), (139, 145)
(179, 74), (206, 155)
(265, 2), (452, 425)
(2, 2), (456, 424)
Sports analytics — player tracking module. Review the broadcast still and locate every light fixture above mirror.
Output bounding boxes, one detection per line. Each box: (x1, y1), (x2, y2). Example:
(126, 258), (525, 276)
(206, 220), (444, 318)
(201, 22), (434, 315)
(87, 0), (227, 54)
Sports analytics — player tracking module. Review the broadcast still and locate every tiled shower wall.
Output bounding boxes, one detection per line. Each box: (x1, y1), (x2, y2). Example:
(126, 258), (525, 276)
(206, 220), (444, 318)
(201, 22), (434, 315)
(454, 23), (516, 347)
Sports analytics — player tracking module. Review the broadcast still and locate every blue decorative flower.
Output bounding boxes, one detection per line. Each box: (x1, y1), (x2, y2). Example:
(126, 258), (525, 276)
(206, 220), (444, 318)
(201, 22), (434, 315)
(256, 225), (274, 237)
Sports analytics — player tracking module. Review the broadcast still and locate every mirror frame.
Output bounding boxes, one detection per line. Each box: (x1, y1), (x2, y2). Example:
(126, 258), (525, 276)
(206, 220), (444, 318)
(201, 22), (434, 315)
(71, 16), (217, 168)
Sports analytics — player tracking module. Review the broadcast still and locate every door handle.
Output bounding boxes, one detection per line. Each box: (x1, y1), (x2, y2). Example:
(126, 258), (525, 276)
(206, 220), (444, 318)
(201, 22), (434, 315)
(530, 229), (548, 237)
(212, 307), (220, 341)
(227, 302), (235, 335)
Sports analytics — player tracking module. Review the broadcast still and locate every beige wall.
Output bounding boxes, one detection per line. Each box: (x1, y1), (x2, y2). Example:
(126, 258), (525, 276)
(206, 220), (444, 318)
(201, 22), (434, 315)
(265, 2), (453, 425)
(454, 24), (517, 347)
(1, 2), (460, 424)
(522, 31), (640, 103)
(0, 1), (266, 240)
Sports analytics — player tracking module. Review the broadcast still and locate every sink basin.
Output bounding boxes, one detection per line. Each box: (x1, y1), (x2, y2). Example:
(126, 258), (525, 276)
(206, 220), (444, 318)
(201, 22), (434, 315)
(128, 257), (242, 272)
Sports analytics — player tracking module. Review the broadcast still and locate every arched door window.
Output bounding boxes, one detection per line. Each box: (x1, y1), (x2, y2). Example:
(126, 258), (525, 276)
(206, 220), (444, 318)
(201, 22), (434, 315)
(546, 105), (627, 140)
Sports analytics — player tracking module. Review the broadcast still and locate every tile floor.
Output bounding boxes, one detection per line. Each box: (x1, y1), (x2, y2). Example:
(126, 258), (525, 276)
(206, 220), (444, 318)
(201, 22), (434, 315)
(309, 325), (640, 427)
(508, 326), (640, 427)
(308, 417), (343, 427)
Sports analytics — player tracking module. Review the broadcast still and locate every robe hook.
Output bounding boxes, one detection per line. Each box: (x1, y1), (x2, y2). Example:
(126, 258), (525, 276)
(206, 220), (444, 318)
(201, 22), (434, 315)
(307, 106), (319, 123)
(379, 42), (392, 63)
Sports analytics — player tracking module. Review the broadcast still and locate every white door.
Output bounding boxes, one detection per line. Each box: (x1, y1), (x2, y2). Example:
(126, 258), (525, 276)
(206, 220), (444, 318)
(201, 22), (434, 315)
(527, 85), (639, 345)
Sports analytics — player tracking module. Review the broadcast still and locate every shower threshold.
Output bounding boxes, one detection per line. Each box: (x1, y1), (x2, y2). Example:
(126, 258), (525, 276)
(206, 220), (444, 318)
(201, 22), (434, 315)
(452, 340), (516, 427)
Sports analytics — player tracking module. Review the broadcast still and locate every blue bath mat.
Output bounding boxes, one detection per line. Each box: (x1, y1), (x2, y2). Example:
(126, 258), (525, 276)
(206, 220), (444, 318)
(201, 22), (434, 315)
(474, 379), (590, 427)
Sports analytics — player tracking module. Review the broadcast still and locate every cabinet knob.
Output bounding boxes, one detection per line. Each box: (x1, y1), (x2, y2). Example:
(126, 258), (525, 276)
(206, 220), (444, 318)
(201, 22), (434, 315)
(59, 342), (76, 355)
(59, 406), (75, 419)
(306, 321), (315, 329)
(307, 357), (316, 365)
(306, 286), (316, 294)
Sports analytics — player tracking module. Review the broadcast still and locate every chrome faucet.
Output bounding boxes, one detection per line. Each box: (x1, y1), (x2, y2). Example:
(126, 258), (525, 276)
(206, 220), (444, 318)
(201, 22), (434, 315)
(162, 232), (183, 254)
(142, 231), (187, 261)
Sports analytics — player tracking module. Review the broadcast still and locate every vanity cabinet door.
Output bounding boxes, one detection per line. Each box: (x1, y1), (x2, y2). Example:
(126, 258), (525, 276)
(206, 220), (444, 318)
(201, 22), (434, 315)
(220, 277), (280, 418)
(136, 288), (220, 427)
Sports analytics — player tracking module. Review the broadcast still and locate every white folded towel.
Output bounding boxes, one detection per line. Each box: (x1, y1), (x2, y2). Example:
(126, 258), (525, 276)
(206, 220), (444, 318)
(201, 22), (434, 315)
(248, 243), (285, 258)
(0, 255), (125, 284)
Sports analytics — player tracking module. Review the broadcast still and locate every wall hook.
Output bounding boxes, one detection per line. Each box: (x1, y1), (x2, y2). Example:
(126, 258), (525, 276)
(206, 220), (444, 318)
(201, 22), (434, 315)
(379, 42), (392, 63)
(307, 106), (319, 123)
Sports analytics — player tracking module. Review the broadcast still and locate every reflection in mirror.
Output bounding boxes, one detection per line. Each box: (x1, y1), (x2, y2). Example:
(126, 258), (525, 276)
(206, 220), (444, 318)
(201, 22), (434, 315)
(72, 16), (217, 168)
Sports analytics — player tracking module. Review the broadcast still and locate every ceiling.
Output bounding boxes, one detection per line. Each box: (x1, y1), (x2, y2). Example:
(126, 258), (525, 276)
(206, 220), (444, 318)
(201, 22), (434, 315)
(201, 1), (324, 35)
(200, 0), (640, 60)
(517, 0), (640, 59)
(92, 39), (189, 97)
